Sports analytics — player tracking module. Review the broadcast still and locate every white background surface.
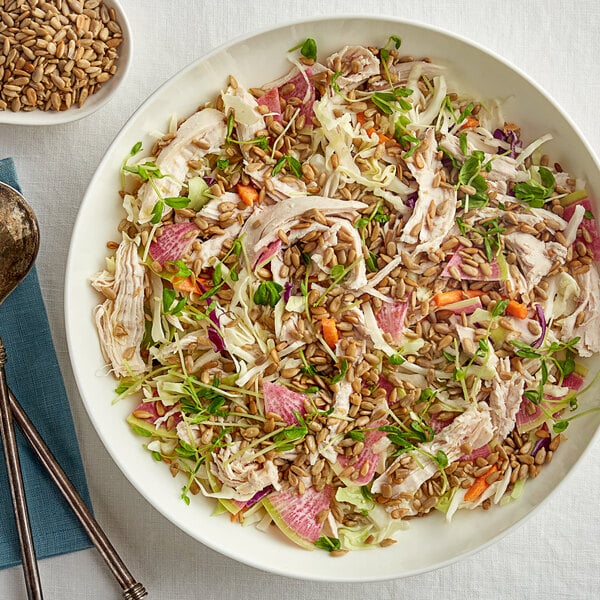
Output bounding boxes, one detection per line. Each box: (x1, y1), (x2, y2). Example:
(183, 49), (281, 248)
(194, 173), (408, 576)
(1, 1), (599, 598)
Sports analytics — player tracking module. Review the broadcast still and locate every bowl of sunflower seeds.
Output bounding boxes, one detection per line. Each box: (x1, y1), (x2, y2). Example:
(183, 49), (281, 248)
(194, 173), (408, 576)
(0, 0), (131, 125)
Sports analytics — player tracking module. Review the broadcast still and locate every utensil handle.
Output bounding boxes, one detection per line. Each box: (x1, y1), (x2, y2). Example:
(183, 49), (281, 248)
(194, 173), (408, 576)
(0, 340), (43, 600)
(8, 388), (147, 600)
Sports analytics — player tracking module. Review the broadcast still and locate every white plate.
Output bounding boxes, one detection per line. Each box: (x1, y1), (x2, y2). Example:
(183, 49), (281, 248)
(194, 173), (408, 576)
(65, 16), (600, 582)
(0, 0), (132, 126)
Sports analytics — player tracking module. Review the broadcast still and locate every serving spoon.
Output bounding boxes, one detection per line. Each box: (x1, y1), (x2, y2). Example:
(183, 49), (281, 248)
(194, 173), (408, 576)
(0, 182), (147, 599)
(0, 180), (43, 599)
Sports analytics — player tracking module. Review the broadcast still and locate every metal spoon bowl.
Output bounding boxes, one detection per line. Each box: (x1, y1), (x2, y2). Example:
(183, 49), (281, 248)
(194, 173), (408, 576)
(0, 180), (43, 599)
(0, 182), (40, 301)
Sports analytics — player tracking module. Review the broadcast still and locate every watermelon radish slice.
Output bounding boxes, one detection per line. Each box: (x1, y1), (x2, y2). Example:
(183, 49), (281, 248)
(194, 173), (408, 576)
(262, 485), (333, 549)
(441, 247), (507, 281)
(562, 372), (585, 391)
(378, 375), (394, 403)
(375, 302), (407, 344)
(277, 68), (315, 121)
(562, 199), (600, 261)
(460, 443), (491, 461)
(429, 412), (456, 433)
(254, 239), (282, 268)
(263, 381), (307, 425)
(256, 87), (283, 123)
(127, 400), (181, 438)
(338, 420), (388, 485)
(149, 222), (199, 266)
(515, 398), (552, 434)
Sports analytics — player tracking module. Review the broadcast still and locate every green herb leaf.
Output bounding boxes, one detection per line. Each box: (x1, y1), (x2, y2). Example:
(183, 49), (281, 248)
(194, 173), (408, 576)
(347, 430), (366, 442)
(314, 535), (341, 552)
(253, 281), (284, 307)
(150, 200), (163, 224)
(388, 353), (405, 365)
(164, 196), (190, 209)
(331, 359), (349, 384)
(491, 299), (510, 318)
(435, 449), (449, 468)
(300, 38), (317, 61)
(553, 420), (569, 433)
(130, 424), (152, 437)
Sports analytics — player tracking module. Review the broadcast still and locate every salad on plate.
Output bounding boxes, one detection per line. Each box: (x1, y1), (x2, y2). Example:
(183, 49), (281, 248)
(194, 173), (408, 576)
(90, 36), (600, 553)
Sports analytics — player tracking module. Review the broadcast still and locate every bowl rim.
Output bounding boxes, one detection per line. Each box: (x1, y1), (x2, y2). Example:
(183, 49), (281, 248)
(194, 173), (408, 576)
(65, 13), (600, 582)
(0, 0), (133, 126)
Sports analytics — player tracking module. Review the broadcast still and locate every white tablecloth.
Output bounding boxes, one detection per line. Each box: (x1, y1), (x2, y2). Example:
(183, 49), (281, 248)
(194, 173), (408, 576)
(1, 1), (599, 598)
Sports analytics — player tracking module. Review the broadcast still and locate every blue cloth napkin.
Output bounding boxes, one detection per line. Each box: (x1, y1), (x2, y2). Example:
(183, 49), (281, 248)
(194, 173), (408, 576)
(0, 157), (93, 569)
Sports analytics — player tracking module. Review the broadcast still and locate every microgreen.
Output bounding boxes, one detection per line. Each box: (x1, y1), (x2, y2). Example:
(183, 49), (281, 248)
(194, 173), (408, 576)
(313, 258), (361, 306)
(225, 112), (270, 150)
(394, 114), (421, 158)
(371, 88), (413, 115)
(513, 167), (555, 208)
(456, 216), (505, 262)
(162, 287), (187, 316)
(253, 281), (284, 307)
(379, 35), (402, 88)
(331, 359), (349, 384)
(347, 430), (366, 442)
(289, 38), (318, 61)
(164, 196), (191, 209)
(456, 150), (490, 209)
(272, 154), (303, 178)
(388, 353), (405, 365)
(314, 535), (341, 552)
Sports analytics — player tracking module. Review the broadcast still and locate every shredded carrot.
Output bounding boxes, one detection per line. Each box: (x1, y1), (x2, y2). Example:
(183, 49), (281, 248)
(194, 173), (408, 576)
(463, 290), (485, 298)
(433, 290), (464, 307)
(460, 116), (479, 130)
(321, 318), (339, 349)
(356, 111), (367, 126)
(173, 275), (201, 295)
(433, 289), (485, 307)
(366, 127), (391, 144)
(464, 464), (498, 502)
(506, 300), (528, 319)
(229, 509), (245, 523)
(236, 183), (259, 207)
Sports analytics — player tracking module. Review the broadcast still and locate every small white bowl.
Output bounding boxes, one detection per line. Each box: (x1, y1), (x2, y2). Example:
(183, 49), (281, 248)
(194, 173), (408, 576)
(0, 0), (131, 126)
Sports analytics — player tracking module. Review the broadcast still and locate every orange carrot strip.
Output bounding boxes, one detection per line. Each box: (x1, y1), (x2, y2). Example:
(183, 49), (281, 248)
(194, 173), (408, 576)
(366, 127), (391, 144)
(321, 318), (339, 349)
(464, 464), (498, 502)
(506, 300), (528, 319)
(463, 290), (485, 298)
(356, 111), (367, 126)
(236, 183), (259, 207)
(460, 116), (479, 130)
(172, 275), (200, 295)
(433, 290), (465, 307)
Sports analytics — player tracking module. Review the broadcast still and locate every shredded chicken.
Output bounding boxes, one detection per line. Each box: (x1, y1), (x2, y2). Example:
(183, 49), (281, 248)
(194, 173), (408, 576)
(488, 359), (526, 439)
(505, 231), (567, 295)
(401, 128), (457, 253)
(560, 265), (600, 356)
(209, 440), (281, 501)
(325, 45), (380, 91)
(372, 404), (494, 513)
(138, 108), (226, 223)
(93, 236), (146, 377)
